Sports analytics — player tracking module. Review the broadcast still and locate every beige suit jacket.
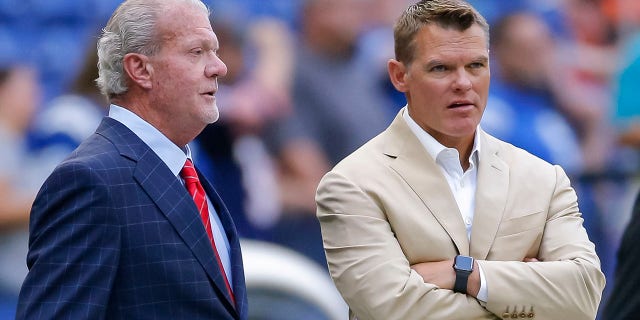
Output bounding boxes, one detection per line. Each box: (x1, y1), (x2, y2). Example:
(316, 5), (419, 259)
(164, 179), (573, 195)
(316, 109), (605, 320)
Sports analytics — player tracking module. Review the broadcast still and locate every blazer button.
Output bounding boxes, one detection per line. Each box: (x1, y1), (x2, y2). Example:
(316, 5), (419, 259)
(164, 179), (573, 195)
(503, 307), (511, 319)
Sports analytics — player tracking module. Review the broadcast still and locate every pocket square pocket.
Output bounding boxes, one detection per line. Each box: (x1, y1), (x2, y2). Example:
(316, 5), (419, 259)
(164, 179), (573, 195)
(496, 210), (545, 237)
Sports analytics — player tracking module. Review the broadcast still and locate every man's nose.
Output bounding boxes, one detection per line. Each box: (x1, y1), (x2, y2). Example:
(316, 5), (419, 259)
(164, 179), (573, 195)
(205, 54), (227, 78)
(452, 69), (472, 91)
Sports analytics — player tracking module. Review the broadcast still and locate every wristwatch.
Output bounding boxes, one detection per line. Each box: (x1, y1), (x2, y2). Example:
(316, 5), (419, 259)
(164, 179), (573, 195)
(453, 255), (474, 294)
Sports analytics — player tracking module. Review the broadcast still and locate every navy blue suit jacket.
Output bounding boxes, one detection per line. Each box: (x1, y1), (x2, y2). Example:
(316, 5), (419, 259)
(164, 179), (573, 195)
(17, 117), (248, 319)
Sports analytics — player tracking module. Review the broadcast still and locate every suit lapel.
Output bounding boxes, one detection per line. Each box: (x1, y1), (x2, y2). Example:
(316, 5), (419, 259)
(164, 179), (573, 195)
(97, 118), (239, 315)
(469, 130), (509, 259)
(384, 110), (470, 255)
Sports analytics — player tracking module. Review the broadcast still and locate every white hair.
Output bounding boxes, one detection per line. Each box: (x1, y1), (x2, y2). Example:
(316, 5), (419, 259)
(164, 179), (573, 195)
(96, 0), (209, 99)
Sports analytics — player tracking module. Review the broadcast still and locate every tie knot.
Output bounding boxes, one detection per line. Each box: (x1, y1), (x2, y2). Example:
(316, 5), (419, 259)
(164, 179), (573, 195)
(180, 159), (200, 184)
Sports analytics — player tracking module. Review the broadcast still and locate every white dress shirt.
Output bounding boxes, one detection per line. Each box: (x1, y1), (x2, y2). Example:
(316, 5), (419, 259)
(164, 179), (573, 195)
(108, 104), (233, 286)
(403, 108), (488, 303)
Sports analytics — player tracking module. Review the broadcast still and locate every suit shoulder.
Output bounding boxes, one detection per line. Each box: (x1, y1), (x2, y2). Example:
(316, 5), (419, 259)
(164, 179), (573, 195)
(331, 133), (387, 176)
(50, 133), (131, 182)
(69, 133), (124, 163)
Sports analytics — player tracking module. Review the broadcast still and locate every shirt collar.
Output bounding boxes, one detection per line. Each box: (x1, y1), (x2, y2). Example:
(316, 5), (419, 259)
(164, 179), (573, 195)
(108, 104), (190, 176)
(402, 107), (481, 168)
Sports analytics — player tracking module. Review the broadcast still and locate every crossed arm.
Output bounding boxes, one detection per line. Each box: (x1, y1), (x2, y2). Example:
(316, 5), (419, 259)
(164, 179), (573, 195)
(316, 171), (497, 319)
(410, 257), (539, 299)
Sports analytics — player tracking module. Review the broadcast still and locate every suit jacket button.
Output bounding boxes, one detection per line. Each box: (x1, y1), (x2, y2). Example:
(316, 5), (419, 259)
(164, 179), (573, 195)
(502, 312), (511, 319)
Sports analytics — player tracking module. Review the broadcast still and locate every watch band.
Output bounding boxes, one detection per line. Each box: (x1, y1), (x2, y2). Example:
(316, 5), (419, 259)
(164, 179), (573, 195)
(454, 269), (470, 293)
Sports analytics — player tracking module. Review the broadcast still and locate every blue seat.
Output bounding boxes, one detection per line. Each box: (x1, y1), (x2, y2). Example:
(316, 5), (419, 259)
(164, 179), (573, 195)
(35, 26), (89, 99)
(0, 26), (20, 65)
(31, 0), (87, 23)
(0, 0), (30, 21)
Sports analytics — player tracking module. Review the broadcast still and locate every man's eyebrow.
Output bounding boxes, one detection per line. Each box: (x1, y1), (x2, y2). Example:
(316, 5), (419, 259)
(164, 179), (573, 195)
(424, 59), (445, 69)
(471, 56), (489, 63)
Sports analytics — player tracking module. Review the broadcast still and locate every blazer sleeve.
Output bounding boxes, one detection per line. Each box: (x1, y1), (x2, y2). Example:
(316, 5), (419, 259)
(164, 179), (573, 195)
(479, 165), (605, 319)
(16, 162), (120, 320)
(316, 171), (496, 320)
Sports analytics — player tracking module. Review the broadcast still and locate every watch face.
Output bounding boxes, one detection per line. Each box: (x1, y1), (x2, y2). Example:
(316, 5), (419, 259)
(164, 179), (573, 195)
(454, 255), (474, 271)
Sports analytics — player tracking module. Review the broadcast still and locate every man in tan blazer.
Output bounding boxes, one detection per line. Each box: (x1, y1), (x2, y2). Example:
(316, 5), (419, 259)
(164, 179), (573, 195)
(315, 1), (605, 319)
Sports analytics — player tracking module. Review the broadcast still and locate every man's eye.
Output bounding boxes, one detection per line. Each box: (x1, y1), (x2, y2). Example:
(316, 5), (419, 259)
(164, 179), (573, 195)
(469, 62), (484, 69)
(430, 65), (446, 72)
(192, 49), (203, 55)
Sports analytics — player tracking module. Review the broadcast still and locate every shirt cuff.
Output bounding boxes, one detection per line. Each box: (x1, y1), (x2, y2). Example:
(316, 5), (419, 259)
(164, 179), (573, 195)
(477, 263), (488, 304)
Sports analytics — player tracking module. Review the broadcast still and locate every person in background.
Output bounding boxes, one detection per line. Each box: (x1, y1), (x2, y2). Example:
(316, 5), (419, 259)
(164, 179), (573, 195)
(315, 1), (605, 319)
(30, 37), (108, 175)
(558, 0), (618, 173)
(482, 12), (587, 175)
(16, 0), (247, 319)
(605, 0), (640, 152)
(0, 64), (42, 320)
(196, 16), (294, 239)
(602, 190), (640, 319)
(263, 0), (393, 267)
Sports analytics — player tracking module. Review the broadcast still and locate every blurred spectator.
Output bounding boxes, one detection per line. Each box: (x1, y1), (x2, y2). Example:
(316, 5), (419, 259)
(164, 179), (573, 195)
(262, 0), (394, 266)
(605, 0), (640, 151)
(557, 0), (619, 173)
(196, 17), (294, 239)
(29, 38), (108, 175)
(357, 0), (412, 110)
(601, 189), (640, 320)
(615, 48), (640, 150)
(0, 64), (42, 319)
(482, 12), (585, 175)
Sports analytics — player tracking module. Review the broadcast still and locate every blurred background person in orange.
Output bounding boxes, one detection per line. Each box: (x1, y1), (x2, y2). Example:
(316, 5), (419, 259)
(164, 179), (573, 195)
(603, 0), (640, 151)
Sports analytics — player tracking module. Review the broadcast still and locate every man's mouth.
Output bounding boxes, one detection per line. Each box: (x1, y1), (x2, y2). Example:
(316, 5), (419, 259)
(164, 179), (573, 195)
(448, 101), (473, 108)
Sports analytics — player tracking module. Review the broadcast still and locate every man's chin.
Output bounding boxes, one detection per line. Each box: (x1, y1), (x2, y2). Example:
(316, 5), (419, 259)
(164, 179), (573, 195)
(204, 105), (220, 124)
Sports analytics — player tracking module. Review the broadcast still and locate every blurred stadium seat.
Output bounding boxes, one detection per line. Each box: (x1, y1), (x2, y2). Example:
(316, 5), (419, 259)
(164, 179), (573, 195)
(0, 0), (119, 101)
(241, 239), (348, 320)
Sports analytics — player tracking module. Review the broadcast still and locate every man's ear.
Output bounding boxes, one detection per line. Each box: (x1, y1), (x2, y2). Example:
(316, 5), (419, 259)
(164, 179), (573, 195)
(122, 53), (153, 90)
(388, 59), (408, 93)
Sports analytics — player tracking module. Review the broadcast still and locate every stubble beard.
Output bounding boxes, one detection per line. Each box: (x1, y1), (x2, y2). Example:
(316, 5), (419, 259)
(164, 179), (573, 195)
(204, 102), (220, 124)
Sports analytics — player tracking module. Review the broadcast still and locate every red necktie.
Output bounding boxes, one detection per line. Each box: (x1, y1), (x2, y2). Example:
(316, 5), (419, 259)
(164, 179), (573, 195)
(181, 159), (235, 305)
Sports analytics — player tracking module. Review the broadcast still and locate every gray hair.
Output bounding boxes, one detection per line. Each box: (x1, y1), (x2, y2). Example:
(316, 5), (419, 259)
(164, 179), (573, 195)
(96, 0), (209, 99)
